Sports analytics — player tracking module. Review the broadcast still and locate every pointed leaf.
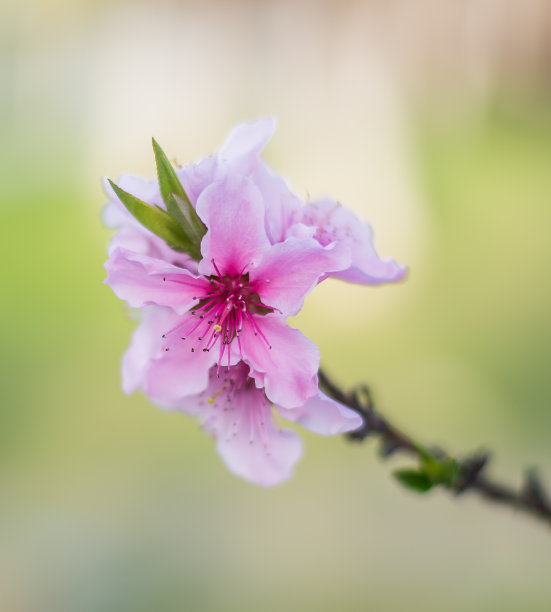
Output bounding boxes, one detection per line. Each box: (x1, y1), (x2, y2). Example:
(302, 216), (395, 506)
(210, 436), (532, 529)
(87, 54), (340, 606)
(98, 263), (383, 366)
(152, 138), (206, 248)
(152, 137), (188, 205)
(169, 193), (206, 244)
(393, 468), (434, 493)
(108, 179), (201, 260)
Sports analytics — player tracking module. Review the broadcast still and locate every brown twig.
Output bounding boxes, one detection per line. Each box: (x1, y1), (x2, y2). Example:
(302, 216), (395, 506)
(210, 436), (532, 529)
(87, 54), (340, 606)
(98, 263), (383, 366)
(319, 368), (551, 528)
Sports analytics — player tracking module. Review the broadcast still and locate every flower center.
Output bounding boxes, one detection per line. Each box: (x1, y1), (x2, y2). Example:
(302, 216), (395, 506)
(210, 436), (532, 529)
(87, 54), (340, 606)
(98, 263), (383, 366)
(162, 260), (274, 370)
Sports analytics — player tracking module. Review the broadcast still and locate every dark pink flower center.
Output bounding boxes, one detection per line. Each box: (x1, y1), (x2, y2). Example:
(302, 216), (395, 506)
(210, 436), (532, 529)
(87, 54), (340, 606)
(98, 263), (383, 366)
(162, 260), (275, 370)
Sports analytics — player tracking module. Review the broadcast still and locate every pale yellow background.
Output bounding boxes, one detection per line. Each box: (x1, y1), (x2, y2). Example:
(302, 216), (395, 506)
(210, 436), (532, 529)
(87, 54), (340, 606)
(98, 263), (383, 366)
(1, 1), (551, 611)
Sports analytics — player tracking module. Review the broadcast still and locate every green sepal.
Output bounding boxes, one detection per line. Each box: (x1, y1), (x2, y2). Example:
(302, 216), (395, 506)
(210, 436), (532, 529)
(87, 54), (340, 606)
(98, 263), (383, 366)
(393, 469), (434, 493)
(168, 193), (206, 248)
(108, 179), (201, 259)
(152, 138), (206, 240)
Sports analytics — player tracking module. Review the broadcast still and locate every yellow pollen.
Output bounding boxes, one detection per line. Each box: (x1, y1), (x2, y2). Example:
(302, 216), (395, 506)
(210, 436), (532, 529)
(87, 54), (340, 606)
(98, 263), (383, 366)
(213, 324), (222, 332)
(207, 386), (225, 404)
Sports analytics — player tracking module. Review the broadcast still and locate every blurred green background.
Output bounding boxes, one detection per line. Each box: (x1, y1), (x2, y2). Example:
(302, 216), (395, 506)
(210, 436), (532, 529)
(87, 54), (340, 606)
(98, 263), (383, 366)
(1, 1), (551, 611)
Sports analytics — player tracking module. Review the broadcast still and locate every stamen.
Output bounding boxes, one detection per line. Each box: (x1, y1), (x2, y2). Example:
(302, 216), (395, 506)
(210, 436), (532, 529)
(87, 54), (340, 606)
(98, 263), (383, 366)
(211, 258), (224, 279)
(243, 310), (272, 349)
(164, 262), (274, 360)
(207, 386), (226, 404)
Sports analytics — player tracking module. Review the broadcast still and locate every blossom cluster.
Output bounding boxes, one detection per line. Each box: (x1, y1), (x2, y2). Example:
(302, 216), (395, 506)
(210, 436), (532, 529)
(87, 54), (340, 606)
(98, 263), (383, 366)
(104, 118), (405, 486)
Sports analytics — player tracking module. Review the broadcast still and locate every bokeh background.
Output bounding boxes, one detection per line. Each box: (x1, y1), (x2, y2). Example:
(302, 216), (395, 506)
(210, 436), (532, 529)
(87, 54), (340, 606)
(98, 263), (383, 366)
(2, 1), (551, 610)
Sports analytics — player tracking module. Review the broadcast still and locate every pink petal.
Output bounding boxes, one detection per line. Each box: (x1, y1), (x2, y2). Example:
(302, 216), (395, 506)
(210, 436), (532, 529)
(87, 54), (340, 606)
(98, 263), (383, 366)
(176, 155), (220, 206)
(105, 248), (209, 314)
(122, 307), (175, 395)
(300, 199), (406, 285)
(333, 257), (407, 285)
(121, 307), (218, 408)
(107, 225), (155, 257)
(251, 163), (303, 244)
(284, 222), (317, 240)
(217, 410), (302, 487)
(196, 366), (302, 486)
(250, 236), (351, 316)
(239, 313), (320, 409)
(175, 118), (276, 206)
(144, 329), (218, 409)
(277, 391), (363, 435)
(196, 175), (271, 277)
(219, 118), (276, 175)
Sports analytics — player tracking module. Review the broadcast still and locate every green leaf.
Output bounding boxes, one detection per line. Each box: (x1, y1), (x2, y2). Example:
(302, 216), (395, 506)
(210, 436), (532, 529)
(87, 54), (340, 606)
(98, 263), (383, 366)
(412, 443), (460, 488)
(152, 138), (206, 240)
(108, 179), (201, 259)
(433, 457), (460, 488)
(168, 193), (206, 245)
(393, 469), (434, 493)
(152, 138), (187, 204)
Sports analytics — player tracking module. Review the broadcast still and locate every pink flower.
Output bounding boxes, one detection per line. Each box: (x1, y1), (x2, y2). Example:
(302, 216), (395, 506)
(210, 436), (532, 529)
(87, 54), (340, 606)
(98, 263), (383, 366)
(104, 118), (405, 485)
(106, 172), (350, 409)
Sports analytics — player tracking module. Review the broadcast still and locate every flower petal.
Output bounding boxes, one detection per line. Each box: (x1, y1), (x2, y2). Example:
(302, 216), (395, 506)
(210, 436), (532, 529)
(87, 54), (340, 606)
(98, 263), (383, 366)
(105, 248), (209, 314)
(299, 199), (406, 285)
(277, 391), (363, 435)
(144, 330), (218, 408)
(175, 118), (276, 207)
(251, 162), (303, 244)
(196, 366), (302, 486)
(240, 313), (320, 409)
(196, 175), (271, 277)
(176, 155), (220, 206)
(219, 117), (276, 175)
(121, 307), (218, 408)
(250, 236), (351, 316)
(216, 409), (302, 487)
(121, 307), (175, 395)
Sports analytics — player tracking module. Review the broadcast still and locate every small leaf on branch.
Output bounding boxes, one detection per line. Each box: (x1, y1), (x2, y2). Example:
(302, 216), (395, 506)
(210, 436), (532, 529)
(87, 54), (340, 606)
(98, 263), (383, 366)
(393, 469), (434, 493)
